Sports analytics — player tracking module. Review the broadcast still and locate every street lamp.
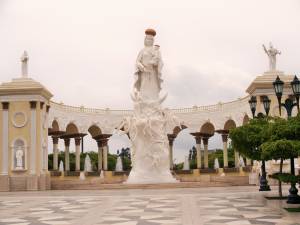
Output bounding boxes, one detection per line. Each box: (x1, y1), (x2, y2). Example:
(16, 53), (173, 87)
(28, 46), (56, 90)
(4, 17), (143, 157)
(273, 76), (284, 115)
(273, 75), (300, 117)
(261, 95), (271, 116)
(272, 75), (300, 204)
(291, 75), (300, 112)
(248, 96), (257, 118)
(248, 95), (270, 118)
(247, 97), (271, 192)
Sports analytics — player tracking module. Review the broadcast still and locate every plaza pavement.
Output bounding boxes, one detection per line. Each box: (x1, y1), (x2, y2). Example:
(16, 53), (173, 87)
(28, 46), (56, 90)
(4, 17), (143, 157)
(0, 186), (299, 225)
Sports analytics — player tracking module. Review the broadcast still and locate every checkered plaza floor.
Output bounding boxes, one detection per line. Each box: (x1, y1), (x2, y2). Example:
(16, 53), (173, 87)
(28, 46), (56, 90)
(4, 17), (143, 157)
(0, 186), (299, 225)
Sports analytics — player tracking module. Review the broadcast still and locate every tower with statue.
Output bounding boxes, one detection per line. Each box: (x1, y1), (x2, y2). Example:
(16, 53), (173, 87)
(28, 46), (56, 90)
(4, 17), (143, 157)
(0, 52), (52, 191)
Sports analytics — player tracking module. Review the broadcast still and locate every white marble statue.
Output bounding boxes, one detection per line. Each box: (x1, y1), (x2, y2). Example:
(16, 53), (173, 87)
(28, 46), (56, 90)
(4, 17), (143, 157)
(239, 156), (245, 167)
(134, 32), (163, 101)
(84, 154), (92, 172)
(183, 156), (190, 170)
(21, 51), (29, 78)
(263, 42), (281, 71)
(118, 29), (179, 184)
(15, 147), (24, 169)
(59, 160), (64, 172)
(214, 158), (219, 169)
(115, 156), (123, 172)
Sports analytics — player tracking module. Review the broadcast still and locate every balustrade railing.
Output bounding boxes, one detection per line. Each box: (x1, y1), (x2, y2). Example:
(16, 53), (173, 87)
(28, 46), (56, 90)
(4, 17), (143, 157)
(50, 96), (250, 115)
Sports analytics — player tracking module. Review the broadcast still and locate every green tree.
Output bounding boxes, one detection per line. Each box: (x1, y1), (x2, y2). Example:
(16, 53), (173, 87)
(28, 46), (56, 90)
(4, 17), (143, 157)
(229, 117), (271, 191)
(262, 140), (298, 197)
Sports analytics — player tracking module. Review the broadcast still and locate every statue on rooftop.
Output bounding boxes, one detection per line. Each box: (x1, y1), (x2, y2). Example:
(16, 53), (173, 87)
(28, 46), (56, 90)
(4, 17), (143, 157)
(263, 42), (281, 72)
(21, 51), (29, 78)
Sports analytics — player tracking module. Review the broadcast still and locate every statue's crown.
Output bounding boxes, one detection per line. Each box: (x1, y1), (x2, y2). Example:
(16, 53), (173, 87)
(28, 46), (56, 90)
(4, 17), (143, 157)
(145, 28), (156, 36)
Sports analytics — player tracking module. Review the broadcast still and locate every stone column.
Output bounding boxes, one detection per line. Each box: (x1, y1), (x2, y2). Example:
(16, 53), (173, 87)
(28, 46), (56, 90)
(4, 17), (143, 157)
(234, 149), (239, 168)
(195, 136), (202, 169)
(221, 134), (228, 168)
(96, 140), (103, 171)
(75, 138), (81, 171)
(167, 134), (176, 170)
(29, 101), (37, 174)
(52, 136), (59, 170)
(64, 139), (70, 171)
(203, 137), (209, 168)
(1, 102), (9, 175)
(102, 139), (108, 171)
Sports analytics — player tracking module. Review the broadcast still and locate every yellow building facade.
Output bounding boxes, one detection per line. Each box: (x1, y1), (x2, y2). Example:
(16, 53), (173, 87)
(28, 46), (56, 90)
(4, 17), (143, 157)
(0, 77), (52, 191)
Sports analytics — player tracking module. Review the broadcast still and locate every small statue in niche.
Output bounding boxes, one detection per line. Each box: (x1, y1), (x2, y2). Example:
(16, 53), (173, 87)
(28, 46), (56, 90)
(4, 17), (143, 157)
(15, 146), (24, 169)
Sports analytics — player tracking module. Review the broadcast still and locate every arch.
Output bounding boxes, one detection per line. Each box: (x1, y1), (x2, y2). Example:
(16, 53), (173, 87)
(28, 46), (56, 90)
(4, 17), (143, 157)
(200, 122), (215, 135)
(88, 125), (102, 138)
(65, 123), (79, 135)
(52, 120), (60, 132)
(224, 119), (236, 130)
(172, 125), (188, 136)
(242, 114), (250, 125)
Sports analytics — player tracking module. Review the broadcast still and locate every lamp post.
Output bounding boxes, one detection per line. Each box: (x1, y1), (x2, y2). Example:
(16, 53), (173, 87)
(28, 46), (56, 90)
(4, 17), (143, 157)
(273, 75), (300, 204)
(248, 97), (271, 191)
(273, 75), (300, 117)
(261, 95), (271, 116)
(248, 96), (257, 118)
(248, 95), (271, 118)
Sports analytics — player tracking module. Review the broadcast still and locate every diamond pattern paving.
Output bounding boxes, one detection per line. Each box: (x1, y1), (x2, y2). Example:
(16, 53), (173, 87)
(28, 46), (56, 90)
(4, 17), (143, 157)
(0, 186), (299, 225)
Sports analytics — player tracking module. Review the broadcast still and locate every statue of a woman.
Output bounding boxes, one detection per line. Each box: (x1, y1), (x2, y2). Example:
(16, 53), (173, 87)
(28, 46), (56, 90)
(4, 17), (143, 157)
(15, 147), (24, 169)
(134, 29), (163, 101)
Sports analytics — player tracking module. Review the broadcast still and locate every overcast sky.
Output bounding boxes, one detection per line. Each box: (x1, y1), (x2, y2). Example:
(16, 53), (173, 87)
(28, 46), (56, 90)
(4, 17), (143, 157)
(1, 0), (300, 163)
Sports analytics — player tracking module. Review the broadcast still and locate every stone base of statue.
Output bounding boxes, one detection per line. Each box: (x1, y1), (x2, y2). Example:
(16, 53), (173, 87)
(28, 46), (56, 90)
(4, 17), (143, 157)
(124, 99), (177, 184)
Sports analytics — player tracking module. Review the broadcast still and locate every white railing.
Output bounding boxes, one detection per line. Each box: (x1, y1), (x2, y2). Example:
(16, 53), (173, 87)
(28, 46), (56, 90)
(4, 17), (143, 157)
(50, 95), (250, 115)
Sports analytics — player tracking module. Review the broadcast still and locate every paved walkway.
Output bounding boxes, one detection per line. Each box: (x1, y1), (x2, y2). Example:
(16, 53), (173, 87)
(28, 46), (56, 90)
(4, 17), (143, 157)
(0, 186), (299, 225)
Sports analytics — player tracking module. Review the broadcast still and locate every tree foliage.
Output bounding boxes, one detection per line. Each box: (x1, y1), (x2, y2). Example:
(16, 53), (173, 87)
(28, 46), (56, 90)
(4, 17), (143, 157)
(229, 118), (270, 160)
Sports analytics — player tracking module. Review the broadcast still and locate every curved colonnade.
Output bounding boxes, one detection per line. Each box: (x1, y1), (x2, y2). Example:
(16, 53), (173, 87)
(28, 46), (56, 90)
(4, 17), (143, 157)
(48, 96), (252, 172)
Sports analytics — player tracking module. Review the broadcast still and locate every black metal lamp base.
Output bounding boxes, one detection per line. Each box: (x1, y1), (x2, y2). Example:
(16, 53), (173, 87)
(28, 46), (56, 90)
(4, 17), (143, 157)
(287, 183), (300, 204)
(259, 185), (271, 191)
(259, 175), (271, 192)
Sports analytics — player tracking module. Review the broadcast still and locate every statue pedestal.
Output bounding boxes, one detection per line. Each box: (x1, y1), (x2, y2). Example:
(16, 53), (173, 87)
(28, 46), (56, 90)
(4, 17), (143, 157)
(0, 175), (9, 191)
(263, 70), (284, 76)
(26, 175), (38, 191)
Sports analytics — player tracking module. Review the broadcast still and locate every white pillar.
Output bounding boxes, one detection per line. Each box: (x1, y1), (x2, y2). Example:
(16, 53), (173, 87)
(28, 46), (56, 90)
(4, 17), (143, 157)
(97, 140), (103, 171)
(52, 137), (59, 170)
(203, 137), (209, 168)
(30, 101), (37, 174)
(75, 138), (81, 171)
(44, 105), (50, 171)
(1, 102), (9, 175)
(103, 145), (108, 170)
(64, 139), (70, 171)
(222, 134), (228, 168)
(195, 136), (202, 169)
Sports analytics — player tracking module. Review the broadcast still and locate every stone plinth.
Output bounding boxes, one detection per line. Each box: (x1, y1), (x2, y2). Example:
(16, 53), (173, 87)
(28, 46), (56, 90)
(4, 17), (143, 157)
(0, 175), (9, 191)
(26, 175), (38, 191)
(10, 176), (26, 191)
(38, 174), (47, 191)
